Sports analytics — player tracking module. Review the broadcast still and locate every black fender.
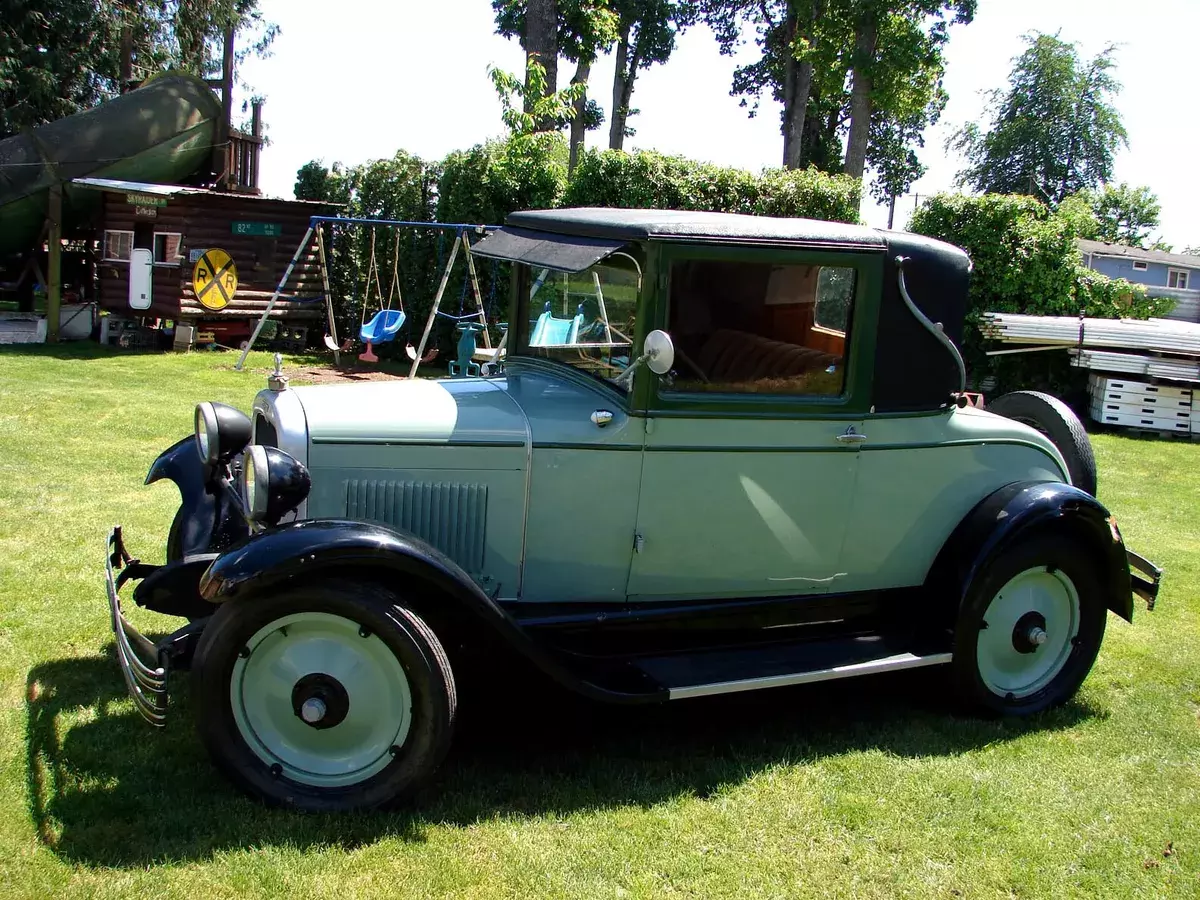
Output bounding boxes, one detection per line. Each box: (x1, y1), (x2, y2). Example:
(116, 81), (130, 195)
(197, 519), (662, 704)
(928, 481), (1134, 624)
(145, 436), (249, 558)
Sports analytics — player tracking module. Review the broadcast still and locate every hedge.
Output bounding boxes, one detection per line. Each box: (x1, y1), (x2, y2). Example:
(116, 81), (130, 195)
(908, 193), (1171, 398)
(563, 149), (861, 222)
(297, 138), (863, 359)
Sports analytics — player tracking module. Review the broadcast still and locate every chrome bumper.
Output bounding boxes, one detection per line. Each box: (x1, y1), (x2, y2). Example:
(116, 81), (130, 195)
(105, 526), (168, 726)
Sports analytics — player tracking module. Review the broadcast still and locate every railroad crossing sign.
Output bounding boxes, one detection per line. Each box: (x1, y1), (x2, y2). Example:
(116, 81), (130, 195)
(193, 248), (238, 311)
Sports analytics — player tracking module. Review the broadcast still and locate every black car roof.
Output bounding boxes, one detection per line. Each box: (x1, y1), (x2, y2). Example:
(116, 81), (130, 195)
(505, 208), (887, 249)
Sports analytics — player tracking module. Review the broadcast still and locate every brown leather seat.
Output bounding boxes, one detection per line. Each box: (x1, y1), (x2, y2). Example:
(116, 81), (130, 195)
(697, 329), (837, 382)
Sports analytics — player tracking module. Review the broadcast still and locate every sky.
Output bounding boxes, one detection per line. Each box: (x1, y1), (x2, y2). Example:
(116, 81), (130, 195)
(237, 0), (1200, 249)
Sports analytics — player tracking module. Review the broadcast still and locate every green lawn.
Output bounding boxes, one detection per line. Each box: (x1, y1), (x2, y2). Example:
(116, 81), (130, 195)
(0, 344), (1198, 899)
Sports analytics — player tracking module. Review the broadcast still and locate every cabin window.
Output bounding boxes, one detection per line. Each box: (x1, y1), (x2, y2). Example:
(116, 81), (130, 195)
(664, 259), (857, 397)
(1132, 261), (1148, 271)
(153, 232), (183, 265)
(102, 230), (133, 261)
(1168, 268), (1190, 290)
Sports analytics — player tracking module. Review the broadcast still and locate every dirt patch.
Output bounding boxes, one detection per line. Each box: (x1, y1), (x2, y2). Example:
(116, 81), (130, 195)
(230, 356), (433, 385)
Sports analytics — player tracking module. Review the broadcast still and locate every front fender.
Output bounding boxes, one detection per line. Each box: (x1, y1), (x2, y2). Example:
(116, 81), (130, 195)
(929, 481), (1134, 623)
(146, 436), (248, 558)
(198, 519), (657, 703)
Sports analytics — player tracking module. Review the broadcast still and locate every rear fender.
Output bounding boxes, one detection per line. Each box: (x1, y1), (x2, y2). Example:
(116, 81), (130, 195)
(198, 519), (651, 703)
(145, 436), (248, 557)
(928, 481), (1134, 623)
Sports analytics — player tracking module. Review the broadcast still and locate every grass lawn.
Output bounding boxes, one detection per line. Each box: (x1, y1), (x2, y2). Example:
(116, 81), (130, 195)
(0, 343), (1198, 899)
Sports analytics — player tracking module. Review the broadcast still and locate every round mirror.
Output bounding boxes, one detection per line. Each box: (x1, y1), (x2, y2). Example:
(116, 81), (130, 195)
(644, 330), (675, 375)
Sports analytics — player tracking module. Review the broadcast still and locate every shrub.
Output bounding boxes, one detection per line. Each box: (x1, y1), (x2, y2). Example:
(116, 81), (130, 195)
(436, 133), (568, 226)
(563, 149), (861, 223)
(909, 193), (1169, 398)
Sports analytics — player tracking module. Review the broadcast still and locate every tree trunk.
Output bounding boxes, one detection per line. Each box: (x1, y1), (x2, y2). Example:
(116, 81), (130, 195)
(608, 21), (631, 150)
(524, 0), (558, 116)
(781, 3), (817, 169)
(569, 57), (592, 174)
(843, 17), (877, 180)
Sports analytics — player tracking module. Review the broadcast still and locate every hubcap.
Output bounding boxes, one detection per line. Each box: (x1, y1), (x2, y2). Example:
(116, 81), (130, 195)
(976, 567), (1080, 700)
(231, 612), (412, 787)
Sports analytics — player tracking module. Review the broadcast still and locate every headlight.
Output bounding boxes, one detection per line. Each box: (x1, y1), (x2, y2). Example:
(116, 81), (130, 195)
(243, 445), (311, 526)
(194, 401), (252, 466)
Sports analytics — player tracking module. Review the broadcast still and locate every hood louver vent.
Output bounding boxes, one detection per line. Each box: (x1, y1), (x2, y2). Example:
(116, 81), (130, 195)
(344, 480), (488, 574)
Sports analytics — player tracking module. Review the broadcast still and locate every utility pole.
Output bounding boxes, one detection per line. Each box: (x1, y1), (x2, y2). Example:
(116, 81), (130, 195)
(888, 194), (897, 230)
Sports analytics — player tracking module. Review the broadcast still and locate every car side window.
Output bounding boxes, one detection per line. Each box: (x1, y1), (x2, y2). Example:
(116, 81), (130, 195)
(664, 258), (856, 397)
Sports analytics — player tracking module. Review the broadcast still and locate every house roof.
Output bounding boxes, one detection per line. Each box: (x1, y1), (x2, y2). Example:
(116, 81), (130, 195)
(1078, 239), (1200, 269)
(70, 177), (335, 207)
(505, 208), (887, 249)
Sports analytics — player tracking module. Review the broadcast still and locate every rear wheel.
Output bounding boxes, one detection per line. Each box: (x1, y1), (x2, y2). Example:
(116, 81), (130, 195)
(192, 582), (456, 810)
(988, 391), (1097, 495)
(952, 533), (1107, 715)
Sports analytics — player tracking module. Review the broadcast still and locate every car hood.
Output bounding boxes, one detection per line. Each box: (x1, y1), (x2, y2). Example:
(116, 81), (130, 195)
(290, 378), (527, 446)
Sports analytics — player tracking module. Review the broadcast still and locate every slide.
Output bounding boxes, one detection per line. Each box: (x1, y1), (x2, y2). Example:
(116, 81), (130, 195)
(0, 73), (222, 256)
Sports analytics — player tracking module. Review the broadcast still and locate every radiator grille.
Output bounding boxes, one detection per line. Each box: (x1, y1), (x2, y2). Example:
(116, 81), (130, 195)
(344, 480), (488, 573)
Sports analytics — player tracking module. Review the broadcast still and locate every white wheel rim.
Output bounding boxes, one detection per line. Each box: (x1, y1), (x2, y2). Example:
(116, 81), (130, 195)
(976, 566), (1081, 700)
(230, 612), (413, 787)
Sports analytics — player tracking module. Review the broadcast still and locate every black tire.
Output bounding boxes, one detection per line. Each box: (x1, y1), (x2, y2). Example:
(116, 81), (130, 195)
(987, 391), (1097, 495)
(192, 582), (456, 811)
(952, 532), (1107, 716)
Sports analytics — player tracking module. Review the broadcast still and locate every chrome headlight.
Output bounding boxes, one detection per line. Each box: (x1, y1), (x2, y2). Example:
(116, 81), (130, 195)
(194, 401), (252, 467)
(242, 444), (311, 525)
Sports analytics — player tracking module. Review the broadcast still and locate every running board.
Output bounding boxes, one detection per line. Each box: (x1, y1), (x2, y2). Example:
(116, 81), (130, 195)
(666, 651), (952, 700)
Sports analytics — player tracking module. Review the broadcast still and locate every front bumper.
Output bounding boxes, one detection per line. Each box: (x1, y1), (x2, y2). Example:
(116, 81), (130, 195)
(1127, 549), (1162, 611)
(105, 526), (168, 726)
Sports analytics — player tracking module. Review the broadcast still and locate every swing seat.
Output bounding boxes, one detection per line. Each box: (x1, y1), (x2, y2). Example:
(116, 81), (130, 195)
(405, 344), (439, 363)
(360, 309), (406, 345)
(530, 303), (583, 347)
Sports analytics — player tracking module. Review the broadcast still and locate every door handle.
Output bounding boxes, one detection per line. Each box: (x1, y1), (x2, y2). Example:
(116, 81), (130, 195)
(835, 426), (867, 445)
(591, 410), (614, 427)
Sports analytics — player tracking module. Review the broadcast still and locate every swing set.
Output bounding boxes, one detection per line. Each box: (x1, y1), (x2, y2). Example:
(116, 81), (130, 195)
(235, 215), (505, 377)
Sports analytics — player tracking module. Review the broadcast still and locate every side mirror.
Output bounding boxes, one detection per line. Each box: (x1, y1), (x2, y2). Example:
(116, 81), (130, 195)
(644, 329), (675, 375)
(615, 329), (675, 387)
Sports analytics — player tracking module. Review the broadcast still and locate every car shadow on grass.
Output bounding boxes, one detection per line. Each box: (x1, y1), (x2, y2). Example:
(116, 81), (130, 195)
(26, 647), (1105, 869)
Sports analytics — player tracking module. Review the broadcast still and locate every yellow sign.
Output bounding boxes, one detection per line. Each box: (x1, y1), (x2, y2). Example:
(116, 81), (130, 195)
(193, 249), (238, 311)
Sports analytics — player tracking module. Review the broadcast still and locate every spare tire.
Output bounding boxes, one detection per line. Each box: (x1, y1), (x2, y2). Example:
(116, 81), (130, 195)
(987, 391), (1098, 495)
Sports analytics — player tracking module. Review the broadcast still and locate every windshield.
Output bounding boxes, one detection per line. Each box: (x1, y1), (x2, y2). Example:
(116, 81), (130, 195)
(516, 258), (640, 388)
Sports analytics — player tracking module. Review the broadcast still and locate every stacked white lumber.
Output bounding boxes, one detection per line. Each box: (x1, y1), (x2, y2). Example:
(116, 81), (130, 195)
(1070, 350), (1200, 383)
(981, 313), (1200, 356)
(1088, 374), (1193, 434)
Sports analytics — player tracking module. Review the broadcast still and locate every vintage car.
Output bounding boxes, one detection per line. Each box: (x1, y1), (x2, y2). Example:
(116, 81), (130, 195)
(106, 209), (1162, 811)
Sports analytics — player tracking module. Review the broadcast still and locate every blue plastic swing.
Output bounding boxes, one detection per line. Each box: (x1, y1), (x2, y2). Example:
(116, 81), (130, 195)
(530, 301), (584, 346)
(360, 308), (406, 344)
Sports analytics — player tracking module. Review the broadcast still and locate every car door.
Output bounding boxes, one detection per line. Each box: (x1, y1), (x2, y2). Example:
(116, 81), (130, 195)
(626, 245), (882, 601)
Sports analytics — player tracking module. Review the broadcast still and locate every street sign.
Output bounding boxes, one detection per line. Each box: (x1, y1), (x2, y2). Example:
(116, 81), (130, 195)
(193, 248), (238, 311)
(188, 248), (208, 264)
(232, 221), (283, 237)
(125, 192), (167, 208)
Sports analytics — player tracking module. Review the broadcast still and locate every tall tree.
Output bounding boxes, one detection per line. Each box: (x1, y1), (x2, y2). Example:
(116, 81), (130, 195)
(1085, 183), (1162, 248)
(0, 0), (276, 139)
(607, 0), (696, 150)
(705, 0), (971, 191)
(952, 33), (1127, 203)
(495, 1), (618, 166)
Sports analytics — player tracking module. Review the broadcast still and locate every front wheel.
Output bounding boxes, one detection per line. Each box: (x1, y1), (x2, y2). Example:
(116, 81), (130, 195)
(952, 533), (1107, 716)
(192, 582), (456, 811)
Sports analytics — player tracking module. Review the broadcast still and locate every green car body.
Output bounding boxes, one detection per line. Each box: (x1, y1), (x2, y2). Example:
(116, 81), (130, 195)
(105, 209), (1161, 811)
